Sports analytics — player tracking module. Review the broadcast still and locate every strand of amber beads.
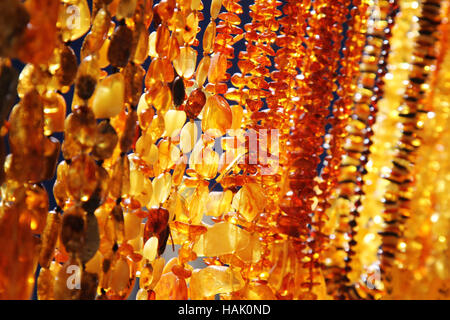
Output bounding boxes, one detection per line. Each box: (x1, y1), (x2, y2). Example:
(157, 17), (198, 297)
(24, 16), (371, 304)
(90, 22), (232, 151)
(378, 0), (443, 294)
(325, 0), (399, 300)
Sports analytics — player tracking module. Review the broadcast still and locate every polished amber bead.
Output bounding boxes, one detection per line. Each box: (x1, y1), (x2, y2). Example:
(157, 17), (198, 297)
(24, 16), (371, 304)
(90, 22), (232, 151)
(185, 88), (206, 119)
(108, 24), (133, 68)
(201, 94), (232, 137)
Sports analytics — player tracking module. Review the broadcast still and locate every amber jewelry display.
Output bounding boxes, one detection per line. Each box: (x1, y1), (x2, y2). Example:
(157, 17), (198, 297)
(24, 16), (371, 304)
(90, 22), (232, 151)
(1, 0), (450, 300)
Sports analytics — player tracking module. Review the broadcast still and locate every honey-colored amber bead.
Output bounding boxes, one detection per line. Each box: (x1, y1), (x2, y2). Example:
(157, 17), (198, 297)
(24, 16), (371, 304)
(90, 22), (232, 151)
(195, 55), (210, 87)
(108, 257), (134, 297)
(203, 21), (216, 54)
(154, 272), (188, 300)
(208, 52), (227, 84)
(190, 266), (244, 300)
(185, 88), (206, 119)
(80, 271), (98, 300)
(66, 154), (98, 202)
(180, 121), (198, 153)
(105, 204), (125, 244)
(117, 0), (138, 20)
(39, 211), (61, 268)
(17, 0), (59, 65)
(205, 190), (233, 217)
(0, 0), (29, 58)
(120, 110), (138, 153)
(92, 73), (125, 119)
(109, 155), (130, 200)
(210, 0), (223, 19)
(134, 28), (150, 64)
(61, 205), (86, 254)
(58, 0), (91, 42)
(189, 140), (219, 179)
(92, 120), (118, 161)
(234, 183), (267, 222)
(146, 81), (173, 111)
(85, 250), (103, 275)
(37, 267), (54, 300)
(143, 236), (159, 262)
(65, 105), (97, 151)
(108, 23), (133, 68)
(183, 12), (199, 44)
(124, 63), (145, 106)
(173, 46), (197, 79)
(201, 94), (232, 137)
(164, 110), (186, 138)
(124, 211), (142, 240)
(155, 24), (170, 58)
(80, 212), (100, 264)
(56, 45), (78, 87)
(41, 91), (66, 135)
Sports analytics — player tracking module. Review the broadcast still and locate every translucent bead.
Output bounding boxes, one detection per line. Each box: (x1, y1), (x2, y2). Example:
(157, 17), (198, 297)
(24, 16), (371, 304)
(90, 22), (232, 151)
(183, 12), (199, 44)
(203, 21), (216, 55)
(188, 183), (209, 224)
(80, 212), (100, 264)
(82, 8), (110, 54)
(134, 28), (149, 64)
(151, 173), (172, 205)
(107, 23), (133, 68)
(54, 259), (82, 300)
(80, 271), (98, 300)
(92, 73), (125, 119)
(155, 24), (170, 58)
(120, 110), (138, 153)
(42, 91), (66, 135)
(17, 0), (59, 65)
(243, 282), (276, 300)
(148, 31), (157, 58)
(124, 63), (145, 107)
(56, 45), (78, 87)
(124, 211), (142, 241)
(146, 81), (172, 111)
(201, 94), (232, 137)
(61, 205), (86, 254)
(129, 160), (153, 205)
(92, 120), (118, 161)
(149, 257), (165, 289)
(164, 110), (186, 138)
(234, 183), (267, 222)
(157, 139), (180, 171)
(190, 266), (244, 299)
(185, 88), (206, 119)
(105, 204), (125, 244)
(189, 140), (219, 179)
(137, 93), (154, 131)
(85, 250), (103, 275)
(154, 272), (188, 300)
(136, 134), (159, 165)
(173, 46), (197, 79)
(205, 190), (233, 217)
(143, 236), (159, 262)
(117, 0), (138, 20)
(208, 52), (227, 84)
(210, 0), (223, 19)
(109, 257), (132, 295)
(37, 267), (54, 300)
(65, 105), (97, 151)
(59, 0), (91, 42)
(66, 154), (98, 202)
(39, 211), (61, 268)
(180, 121), (198, 153)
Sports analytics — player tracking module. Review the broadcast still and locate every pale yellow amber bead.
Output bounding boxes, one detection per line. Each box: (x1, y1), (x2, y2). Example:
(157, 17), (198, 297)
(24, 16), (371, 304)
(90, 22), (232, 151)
(92, 73), (125, 118)
(190, 266), (244, 299)
(210, 0), (223, 19)
(124, 212), (142, 241)
(143, 237), (159, 262)
(205, 190), (233, 217)
(173, 46), (197, 79)
(164, 110), (186, 138)
(180, 121), (198, 154)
